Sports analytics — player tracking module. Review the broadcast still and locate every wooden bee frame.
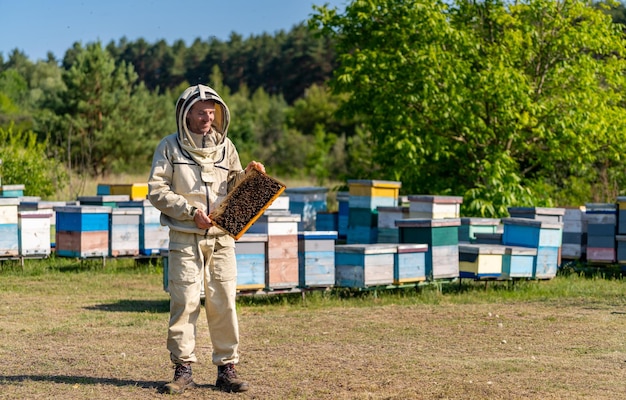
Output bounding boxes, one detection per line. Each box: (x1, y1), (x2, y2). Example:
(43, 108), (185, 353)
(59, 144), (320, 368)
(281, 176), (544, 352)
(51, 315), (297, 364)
(210, 168), (286, 239)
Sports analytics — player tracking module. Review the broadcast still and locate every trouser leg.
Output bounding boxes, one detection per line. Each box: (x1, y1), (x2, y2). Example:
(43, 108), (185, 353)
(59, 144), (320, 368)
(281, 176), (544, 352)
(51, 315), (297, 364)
(167, 231), (203, 364)
(202, 236), (240, 366)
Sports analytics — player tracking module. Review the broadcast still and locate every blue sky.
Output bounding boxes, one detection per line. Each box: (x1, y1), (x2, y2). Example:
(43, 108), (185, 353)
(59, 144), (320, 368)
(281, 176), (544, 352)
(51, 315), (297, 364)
(0, 0), (346, 62)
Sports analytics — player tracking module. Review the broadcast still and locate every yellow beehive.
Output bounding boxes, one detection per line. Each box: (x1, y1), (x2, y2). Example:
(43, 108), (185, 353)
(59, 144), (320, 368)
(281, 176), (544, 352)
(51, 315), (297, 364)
(109, 183), (149, 201)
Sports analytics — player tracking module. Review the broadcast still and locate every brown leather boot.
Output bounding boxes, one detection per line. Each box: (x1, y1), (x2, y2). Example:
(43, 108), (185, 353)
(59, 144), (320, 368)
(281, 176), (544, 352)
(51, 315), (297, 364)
(163, 363), (195, 394)
(216, 363), (249, 392)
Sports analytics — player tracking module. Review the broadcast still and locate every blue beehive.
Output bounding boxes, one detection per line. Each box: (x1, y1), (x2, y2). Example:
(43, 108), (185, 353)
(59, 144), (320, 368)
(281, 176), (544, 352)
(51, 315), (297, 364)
(54, 205), (111, 258)
(285, 187), (329, 231)
(315, 211), (338, 232)
(394, 243), (428, 284)
(236, 233), (268, 291)
(298, 231), (337, 288)
(501, 246), (537, 279)
(0, 197), (20, 256)
(335, 243), (397, 288)
(502, 218), (562, 279)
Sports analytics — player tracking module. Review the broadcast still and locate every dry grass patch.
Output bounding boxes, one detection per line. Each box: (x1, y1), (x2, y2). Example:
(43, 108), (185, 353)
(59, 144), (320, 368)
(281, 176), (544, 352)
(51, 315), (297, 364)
(1, 268), (625, 399)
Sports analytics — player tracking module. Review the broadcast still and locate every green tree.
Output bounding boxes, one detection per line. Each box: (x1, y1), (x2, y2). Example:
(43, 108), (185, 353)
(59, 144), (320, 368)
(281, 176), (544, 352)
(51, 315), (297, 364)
(0, 124), (68, 198)
(45, 41), (173, 177)
(312, 0), (626, 216)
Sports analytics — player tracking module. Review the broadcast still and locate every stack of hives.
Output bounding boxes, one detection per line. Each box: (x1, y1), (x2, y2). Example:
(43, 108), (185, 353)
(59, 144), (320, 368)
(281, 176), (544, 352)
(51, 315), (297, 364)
(346, 180), (401, 244)
(585, 203), (616, 264)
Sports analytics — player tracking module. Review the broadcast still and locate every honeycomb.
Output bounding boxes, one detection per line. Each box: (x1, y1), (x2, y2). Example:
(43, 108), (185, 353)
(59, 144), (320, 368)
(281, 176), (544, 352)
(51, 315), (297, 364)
(210, 168), (286, 239)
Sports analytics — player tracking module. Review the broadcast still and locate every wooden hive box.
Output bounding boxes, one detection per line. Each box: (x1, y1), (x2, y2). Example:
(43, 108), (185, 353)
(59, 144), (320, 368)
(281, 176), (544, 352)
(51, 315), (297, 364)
(97, 183), (111, 195)
(19, 201), (79, 247)
(235, 233), (268, 291)
(0, 184), (25, 197)
(347, 180), (401, 211)
(0, 197), (20, 256)
(337, 191), (350, 239)
(377, 206), (410, 244)
(246, 211), (300, 290)
(298, 231), (337, 288)
(618, 196), (626, 235)
(18, 210), (52, 257)
(119, 200), (169, 255)
(585, 204), (616, 264)
(109, 183), (149, 201)
(507, 207), (565, 223)
(458, 218), (501, 243)
(335, 243), (396, 288)
(347, 179), (401, 199)
(394, 243), (428, 284)
(211, 168), (286, 240)
(501, 246), (536, 279)
(346, 207), (379, 244)
(408, 195), (463, 219)
(77, 195), (130, 208)
(109, 208), (142, 257)
(501, 218), (562, 279)
(458, 243), (506, 280)
(473, 232), (503, 245)
(562, 206), (586, 260)
(616, 235), (626, 266)
(396, 218), (460, 247)
(315, 211), (338, 232)
(285, 186), (329, 231)
(396, 218), (460, 280)
(54, 205), (111, 258)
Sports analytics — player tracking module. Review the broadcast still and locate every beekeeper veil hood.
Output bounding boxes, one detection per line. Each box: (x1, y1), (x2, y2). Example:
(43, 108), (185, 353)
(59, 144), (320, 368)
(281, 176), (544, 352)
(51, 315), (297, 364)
(175, 84), (231, 183)
(176, 84), (230, 148)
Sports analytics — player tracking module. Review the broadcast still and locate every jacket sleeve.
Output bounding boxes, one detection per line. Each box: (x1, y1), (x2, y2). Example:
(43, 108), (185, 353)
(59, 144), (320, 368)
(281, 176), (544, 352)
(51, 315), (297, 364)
(148, 138), (195, 221)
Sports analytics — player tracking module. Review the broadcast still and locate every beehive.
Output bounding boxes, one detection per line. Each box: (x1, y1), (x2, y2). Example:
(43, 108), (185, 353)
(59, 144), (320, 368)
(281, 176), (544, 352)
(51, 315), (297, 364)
(501, 246), (536, 279)
(54, 205), (111, 258)
(394, 243), (428, 284)
(18, 210), (52, 257)
(236, 233), (268, 291)
(458, 218), (501, 243)
(507, 207), (565, 223)
(396, 218), (460, 280)
(408, 195), (463, 219)
(109, 208), (142, 257)
(502, 218), (562, 279)
(584, 203), (616, 264)
(285, 186), (328, 231)
(0, 197), (20, 256)
(246, 211), (300, 290)
(119, 200), (169, 255)
(458, 243), (506, 280)
(211, 169), (286, 239)
(298, 231), (337, 288)
(335, 243), (397, 288)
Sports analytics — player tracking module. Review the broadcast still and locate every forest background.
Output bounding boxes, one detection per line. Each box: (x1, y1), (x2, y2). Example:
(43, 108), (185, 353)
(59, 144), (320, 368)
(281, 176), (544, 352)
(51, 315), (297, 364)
(2, 0), (626, 217)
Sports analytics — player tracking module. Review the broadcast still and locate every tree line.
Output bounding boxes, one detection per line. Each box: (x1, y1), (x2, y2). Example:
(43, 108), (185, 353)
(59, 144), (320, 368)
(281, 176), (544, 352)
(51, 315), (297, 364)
(1, 0), (626, 216)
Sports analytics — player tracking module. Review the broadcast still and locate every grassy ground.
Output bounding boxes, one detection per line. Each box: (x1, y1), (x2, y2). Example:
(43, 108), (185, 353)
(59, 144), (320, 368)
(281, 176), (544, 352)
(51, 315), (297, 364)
(0, 259), (625, 399)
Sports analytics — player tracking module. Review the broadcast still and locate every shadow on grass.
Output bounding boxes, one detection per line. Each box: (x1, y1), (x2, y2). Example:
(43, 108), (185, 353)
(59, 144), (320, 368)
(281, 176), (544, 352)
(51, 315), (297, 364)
(85, 299), (169, 313)
(0, 375), (224, 394)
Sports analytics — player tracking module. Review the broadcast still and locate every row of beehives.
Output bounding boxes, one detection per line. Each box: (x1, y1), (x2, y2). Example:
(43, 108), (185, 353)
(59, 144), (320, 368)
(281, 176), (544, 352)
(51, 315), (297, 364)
(1, 191), (561, 290)
(0, 196), (169, 259)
